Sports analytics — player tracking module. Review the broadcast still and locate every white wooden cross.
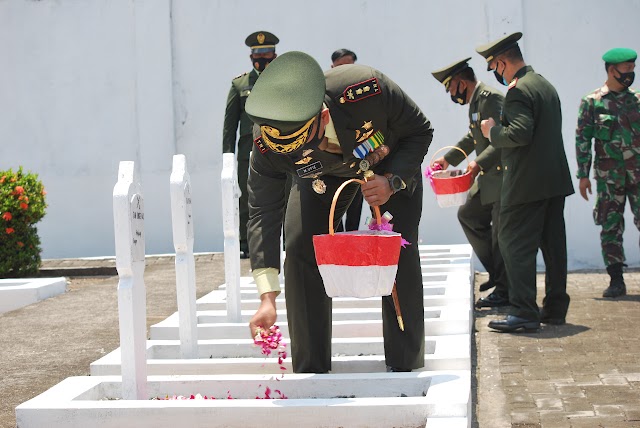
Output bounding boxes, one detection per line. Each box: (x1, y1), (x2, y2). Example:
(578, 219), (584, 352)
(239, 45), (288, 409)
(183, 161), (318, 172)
(220, 153), (242, 322)
(112, 161), (147, 400)
(170, 154), (198, 358)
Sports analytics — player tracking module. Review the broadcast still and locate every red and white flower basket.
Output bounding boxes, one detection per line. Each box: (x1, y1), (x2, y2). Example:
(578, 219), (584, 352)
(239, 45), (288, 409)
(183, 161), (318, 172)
(312, 179), (402, 298)
(425, 146), (473, 208)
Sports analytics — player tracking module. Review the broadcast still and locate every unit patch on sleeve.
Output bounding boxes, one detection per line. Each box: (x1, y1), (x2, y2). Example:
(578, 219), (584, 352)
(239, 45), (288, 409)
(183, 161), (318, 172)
(254, 136), (268, 154)
(340, 78), (381, 103)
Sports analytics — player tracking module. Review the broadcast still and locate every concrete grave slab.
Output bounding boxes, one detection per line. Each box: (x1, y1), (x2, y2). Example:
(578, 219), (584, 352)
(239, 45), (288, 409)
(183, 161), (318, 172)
(16, 372), (470, 428)
(0, 277), (67, 314)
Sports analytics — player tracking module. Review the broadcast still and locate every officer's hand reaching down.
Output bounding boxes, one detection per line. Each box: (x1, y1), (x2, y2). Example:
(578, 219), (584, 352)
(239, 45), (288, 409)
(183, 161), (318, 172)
(249, 292), (278, 339)
(361, 174), (394, 206)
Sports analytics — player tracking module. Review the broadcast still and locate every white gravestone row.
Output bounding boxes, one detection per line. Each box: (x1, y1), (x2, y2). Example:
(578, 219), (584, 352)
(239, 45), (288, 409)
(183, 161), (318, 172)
(112, 155), (208, 398)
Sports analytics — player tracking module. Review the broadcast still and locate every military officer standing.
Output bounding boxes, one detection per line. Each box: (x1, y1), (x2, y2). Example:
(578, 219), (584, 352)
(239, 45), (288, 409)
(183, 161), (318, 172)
(245, 52), (433, 373)
(222, 31), (279, 258)
(576, 47), (639, 298)
(477, 32), (574, 332)
(431, 58), (508, 308)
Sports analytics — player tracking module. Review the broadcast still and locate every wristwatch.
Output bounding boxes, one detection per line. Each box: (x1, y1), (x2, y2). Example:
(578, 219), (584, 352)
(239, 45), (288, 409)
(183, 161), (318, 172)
(386, 174), (407, 194)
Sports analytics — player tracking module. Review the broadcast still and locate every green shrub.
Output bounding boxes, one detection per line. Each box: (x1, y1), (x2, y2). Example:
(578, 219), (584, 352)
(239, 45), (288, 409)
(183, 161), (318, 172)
(0, 167), (47, 278)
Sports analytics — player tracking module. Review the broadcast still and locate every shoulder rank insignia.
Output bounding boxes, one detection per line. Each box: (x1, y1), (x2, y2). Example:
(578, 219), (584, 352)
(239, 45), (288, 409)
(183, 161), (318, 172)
(254, 136), (268, 154)
(341, 78), (381, 103)
(508, 78), (518, 90)
(232, 72), (248, 80)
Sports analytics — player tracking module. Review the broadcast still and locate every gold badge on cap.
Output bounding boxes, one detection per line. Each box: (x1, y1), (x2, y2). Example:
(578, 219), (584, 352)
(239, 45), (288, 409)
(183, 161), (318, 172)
(312, 179), (326, 194)
(257, 33), (265, 44)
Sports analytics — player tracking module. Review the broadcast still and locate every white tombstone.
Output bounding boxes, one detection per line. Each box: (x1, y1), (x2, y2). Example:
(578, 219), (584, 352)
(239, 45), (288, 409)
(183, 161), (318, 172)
(169, 154), (198, 358)
(112, 161), (148, 400)
(221, 153), (242, 322)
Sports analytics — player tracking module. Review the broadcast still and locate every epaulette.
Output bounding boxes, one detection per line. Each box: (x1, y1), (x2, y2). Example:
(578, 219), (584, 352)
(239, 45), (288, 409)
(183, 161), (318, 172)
(232, 71), (249, 81)
(508, 78), (518, 90)
(480, 90), (491, 97)
(253, 136), (268, 154)
(338, 78), (381, 104)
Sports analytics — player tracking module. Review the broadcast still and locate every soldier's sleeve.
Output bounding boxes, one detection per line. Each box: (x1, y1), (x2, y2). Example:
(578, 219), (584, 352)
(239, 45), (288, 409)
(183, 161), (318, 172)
(475, 92), (504, 169)
(378, 71), (434, 195)
(444, 132), (474, 167)
(575, 97), (594, 179)
(222, 83), (241, 154)
(247, 143), (288, 295)
(489, 87), (534, 149)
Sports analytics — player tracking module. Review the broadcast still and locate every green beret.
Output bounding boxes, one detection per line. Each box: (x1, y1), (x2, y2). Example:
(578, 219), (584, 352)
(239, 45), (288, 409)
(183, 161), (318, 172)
(475, 32), (523, 70)
(602, 48), (637, 64)
(245, 51), (326, 154)
(245, 31), (279, 54)
(431, 57), (472, 91)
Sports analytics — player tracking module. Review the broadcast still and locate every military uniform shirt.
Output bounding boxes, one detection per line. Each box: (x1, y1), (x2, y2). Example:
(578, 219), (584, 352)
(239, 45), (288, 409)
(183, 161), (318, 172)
(575, 84), (640, 179)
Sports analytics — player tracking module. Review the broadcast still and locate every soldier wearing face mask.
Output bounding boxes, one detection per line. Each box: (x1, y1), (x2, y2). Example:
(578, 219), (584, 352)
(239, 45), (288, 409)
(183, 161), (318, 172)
(222, 31), (279, 258)
(431, 58), (508, 308)
(575, 47), (639, 298)
(477, 32), (574, 333)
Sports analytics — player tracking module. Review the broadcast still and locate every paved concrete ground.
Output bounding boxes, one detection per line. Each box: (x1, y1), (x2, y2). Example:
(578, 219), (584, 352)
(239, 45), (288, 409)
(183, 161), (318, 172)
(1, 255), (639, 428)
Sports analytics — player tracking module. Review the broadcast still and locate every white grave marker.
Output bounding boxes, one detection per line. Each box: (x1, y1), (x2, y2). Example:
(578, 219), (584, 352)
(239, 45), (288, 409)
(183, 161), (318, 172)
(169, 154), (198, 358)
(112, 161), (148, 400)
(221, 152), (242, 322)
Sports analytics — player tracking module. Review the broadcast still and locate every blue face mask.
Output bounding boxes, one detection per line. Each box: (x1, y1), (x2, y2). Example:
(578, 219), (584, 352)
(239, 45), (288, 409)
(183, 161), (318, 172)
(493, 61), (509, 86)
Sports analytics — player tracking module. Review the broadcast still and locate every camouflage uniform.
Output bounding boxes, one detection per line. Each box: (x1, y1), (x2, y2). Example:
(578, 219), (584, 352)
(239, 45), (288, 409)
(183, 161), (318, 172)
(575, 83), (640, 266)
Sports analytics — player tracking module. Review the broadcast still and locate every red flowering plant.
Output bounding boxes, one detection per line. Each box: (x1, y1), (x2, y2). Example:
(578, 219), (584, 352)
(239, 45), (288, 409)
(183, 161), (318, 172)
(0, 167), (47, 277)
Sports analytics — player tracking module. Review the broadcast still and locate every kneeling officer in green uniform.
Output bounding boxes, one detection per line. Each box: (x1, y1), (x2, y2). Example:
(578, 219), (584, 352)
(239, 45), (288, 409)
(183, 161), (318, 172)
(245, 51), (434, 373)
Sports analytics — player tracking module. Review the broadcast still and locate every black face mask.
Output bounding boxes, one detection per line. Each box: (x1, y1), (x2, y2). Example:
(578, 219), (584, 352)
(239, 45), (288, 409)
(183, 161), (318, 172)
(450, 82), (468, 105)
(614, 68), (635, 88)
(493, 61), (509, 86)
(252, 57), (272, 72)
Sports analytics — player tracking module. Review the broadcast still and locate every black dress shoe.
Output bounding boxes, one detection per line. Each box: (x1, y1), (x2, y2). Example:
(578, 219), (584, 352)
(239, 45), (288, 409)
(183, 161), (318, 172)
(488, 315), (540, 332)
(478, 280), (495, 292)
(540, 310), (566, 325)
(240, 241), (250, 259)
(386, 366), (412, 372)
(475, 292), (510, 308)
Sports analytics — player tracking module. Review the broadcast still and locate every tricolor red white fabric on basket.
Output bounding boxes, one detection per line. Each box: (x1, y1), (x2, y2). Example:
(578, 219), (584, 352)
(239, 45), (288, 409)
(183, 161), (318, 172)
(425, 166), (473, 208)
(313, 230), (401, 298)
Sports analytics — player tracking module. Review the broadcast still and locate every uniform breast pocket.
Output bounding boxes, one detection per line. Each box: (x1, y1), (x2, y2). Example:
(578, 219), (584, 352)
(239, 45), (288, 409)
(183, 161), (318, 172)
(594, 114), (616, 141)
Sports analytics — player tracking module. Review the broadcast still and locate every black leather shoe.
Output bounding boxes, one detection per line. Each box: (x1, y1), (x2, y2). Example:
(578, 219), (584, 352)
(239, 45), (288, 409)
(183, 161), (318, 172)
(478, 280), (495, 292)
(386, 366), (412, 373)
(488, 315), (540, 332)
(475, 292), (510, 308)
(540, 310), (566, 325)
(240, 241), (249, 259)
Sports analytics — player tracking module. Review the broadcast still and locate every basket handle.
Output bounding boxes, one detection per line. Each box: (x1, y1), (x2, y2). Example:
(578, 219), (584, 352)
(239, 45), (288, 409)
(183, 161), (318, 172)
(429, 145), (469, 169)
(329, 176), (382, 235)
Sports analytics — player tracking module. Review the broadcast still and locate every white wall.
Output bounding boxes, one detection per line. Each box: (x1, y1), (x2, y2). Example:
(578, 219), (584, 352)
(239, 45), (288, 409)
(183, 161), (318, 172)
(1, 0), (639, 269)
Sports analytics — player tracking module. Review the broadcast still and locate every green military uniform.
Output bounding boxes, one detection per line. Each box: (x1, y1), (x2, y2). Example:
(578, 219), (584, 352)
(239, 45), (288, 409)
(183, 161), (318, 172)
(431, 58), (507, 300)
(477, 33), (575, 323)
(222, 31), (279, 255)
(245, 52), (434, 373)
(575, 49), (640, 268)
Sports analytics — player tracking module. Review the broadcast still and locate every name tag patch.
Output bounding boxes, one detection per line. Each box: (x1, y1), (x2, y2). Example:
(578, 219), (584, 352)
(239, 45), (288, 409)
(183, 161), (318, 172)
(296, 161), (323, 178)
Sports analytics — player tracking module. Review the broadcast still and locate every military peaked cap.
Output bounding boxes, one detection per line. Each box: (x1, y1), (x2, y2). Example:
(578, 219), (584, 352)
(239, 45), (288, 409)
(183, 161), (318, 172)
(602, 48), (637, 64)
(245, 51), (326, 155)
(431, 57), (472, 91)
(476, 32), (523, 70)
(245, 31), (279, 54)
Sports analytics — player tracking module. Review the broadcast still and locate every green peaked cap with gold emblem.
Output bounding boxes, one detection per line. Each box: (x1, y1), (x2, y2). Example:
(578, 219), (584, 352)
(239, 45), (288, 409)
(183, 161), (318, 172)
(245, 31), (279, 54)
(431, 57), (472, 92)
(476, 32), (523, 70)
(245, 51), (326, 155)
(602, 47), (637, 64)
